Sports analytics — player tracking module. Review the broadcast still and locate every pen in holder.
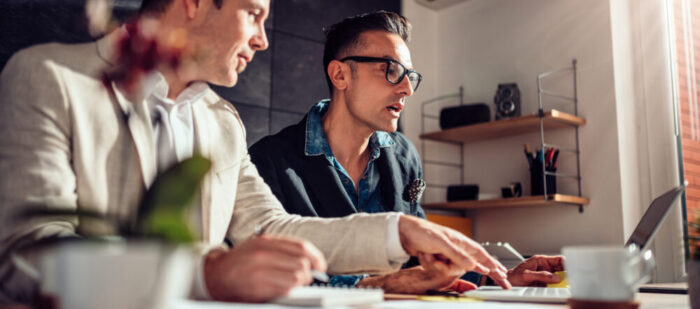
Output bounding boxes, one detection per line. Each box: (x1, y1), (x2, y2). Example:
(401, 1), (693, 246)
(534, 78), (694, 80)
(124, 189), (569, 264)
(524, 145), (558, 196)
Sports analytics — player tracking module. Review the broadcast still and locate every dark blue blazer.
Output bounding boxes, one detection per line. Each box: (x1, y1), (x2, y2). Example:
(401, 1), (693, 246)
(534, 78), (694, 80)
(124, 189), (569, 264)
(249, 116), (426, 220)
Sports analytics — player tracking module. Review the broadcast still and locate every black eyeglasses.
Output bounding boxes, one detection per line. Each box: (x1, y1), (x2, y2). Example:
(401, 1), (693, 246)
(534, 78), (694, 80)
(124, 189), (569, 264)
(339, 56), (422, 92)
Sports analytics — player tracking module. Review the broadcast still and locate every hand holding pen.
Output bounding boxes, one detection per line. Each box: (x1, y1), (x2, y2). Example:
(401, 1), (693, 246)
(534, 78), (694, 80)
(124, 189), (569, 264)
(203, 226), (329, 302)
(255, 226), (330, 283)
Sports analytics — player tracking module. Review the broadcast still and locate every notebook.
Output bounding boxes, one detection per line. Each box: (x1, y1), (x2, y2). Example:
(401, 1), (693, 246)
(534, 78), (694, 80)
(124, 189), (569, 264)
(273, 285), (384, 307)
(463, 184), (686, 303)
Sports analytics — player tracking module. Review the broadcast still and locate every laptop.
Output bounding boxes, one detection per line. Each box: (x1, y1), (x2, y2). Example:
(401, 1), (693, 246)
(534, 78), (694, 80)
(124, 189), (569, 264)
(463, 184), (686, 303)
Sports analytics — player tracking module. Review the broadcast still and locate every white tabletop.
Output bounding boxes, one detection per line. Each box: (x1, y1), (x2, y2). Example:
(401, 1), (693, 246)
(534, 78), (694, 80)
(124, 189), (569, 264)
(172, 292), (689, 309)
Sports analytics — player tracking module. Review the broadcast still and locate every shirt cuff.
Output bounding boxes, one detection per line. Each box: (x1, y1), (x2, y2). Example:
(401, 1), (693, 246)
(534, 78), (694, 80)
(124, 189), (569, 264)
(328, 274), (369, 287)
(191, 251), (211, 300)
(386, 213), (410, 263)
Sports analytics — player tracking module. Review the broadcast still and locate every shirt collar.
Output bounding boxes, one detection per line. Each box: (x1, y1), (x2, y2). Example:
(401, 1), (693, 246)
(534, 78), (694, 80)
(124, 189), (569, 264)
(304, 99), (331, 156)
(142, 71), (209, 106)
(304, 100), (395, 158)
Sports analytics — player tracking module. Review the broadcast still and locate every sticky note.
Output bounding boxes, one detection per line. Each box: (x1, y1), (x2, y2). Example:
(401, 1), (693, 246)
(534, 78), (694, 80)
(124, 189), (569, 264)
(547, 271), (568, 288)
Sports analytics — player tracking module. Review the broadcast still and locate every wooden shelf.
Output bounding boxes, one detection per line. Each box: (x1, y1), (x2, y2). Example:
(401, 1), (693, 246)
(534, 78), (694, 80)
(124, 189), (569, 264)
(420, 109), (586, 144)
(422, 194), (589, 210)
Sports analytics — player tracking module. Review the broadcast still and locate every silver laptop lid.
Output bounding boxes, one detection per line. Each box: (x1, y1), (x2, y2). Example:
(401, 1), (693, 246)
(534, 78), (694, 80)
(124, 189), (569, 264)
(625, 184), (686, 251)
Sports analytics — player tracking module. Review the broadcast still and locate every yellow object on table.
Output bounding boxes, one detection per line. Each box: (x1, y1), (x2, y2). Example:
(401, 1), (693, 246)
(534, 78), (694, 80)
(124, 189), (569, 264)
(416, 296), (481, 302)
(547, 271), (569, 288)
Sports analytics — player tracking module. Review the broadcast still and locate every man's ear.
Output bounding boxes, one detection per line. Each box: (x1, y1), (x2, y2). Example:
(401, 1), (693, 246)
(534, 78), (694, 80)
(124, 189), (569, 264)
(328, 60), (349, 91)
(183, 0), (201, 19)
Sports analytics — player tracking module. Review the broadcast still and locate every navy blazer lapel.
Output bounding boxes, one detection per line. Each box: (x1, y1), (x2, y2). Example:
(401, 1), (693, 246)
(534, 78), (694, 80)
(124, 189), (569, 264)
(301, 154), (359, 217)
(377, 147), (406, 213)
(293, 120), (358, 217)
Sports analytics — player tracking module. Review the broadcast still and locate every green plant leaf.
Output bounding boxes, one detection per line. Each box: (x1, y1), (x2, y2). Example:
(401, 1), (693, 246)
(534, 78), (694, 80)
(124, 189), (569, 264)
(137, 155), (211, 243)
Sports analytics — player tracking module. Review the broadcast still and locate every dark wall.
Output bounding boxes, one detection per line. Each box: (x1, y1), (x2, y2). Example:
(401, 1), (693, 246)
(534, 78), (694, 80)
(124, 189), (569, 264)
(0, 0), (401, 146)
(0, 0), (140, 69)
(218, 0), (401, 145)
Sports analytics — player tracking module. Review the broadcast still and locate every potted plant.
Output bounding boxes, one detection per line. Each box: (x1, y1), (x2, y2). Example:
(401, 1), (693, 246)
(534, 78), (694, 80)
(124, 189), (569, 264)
(13, 156), (211, 309)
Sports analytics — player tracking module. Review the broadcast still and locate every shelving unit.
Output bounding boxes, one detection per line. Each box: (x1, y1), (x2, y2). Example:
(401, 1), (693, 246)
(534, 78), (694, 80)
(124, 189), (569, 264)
(423, 194), (590, 210)
(420, 59), (588, 212)
(420, 109), (585, 144)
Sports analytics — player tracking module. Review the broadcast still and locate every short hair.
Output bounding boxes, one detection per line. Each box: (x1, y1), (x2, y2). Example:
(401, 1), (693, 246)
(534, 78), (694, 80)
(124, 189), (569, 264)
(139, 0), (224, 15)
(322, 10), (411, 95)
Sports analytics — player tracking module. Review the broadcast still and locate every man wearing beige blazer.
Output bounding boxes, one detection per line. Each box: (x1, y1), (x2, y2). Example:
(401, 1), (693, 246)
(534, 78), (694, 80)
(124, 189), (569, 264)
(0, 0), (511, 304)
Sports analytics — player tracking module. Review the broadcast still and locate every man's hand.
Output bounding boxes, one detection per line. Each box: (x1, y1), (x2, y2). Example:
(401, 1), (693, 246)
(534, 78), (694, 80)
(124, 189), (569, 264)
(203, 235), (327, 303)
(356, 266), (476, 294)
(507, 255), (564, 287)
(397, 215), (511, 289)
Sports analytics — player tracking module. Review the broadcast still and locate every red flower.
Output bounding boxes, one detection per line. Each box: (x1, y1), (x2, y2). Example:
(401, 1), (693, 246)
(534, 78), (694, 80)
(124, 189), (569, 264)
(102, 21), (182, 96)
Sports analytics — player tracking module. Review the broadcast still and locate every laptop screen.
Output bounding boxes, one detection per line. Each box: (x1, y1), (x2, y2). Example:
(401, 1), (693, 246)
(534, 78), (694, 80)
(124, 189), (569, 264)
(625, 185), (685, 250)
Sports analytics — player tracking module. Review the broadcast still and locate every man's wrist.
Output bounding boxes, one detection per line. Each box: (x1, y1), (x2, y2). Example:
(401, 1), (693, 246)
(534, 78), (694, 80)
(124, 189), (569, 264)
(386, 213), (410, 263)
(191, 245), (226, 300)
(201, 247), (229, 301)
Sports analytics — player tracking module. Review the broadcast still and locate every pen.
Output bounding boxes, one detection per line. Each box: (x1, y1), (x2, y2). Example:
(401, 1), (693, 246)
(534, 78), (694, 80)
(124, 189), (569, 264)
(552, 149), (560, 169)
(426, 290), (463, 297)
(523, 144), (533, 167)
(254, 225), (330, 283)
(545, 148), (554, 169)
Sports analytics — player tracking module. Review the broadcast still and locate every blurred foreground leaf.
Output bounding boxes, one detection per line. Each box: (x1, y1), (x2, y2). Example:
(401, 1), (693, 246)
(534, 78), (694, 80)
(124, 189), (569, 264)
(137, 155), (211, 243)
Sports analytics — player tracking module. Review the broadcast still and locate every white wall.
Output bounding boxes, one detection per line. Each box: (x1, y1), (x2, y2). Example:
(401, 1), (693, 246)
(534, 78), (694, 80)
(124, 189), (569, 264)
(403, 0), (685, 281)
(403, 0), (626, 255)
(401, 0), (439, 144)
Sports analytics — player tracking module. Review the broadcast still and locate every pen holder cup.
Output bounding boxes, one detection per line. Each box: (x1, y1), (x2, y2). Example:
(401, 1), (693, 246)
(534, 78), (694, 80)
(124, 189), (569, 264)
(530, 166), (556, 196)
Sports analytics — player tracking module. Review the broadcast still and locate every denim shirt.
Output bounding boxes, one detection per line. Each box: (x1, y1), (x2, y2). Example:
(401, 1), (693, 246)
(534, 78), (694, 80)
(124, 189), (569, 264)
(305, 99), (394, 285)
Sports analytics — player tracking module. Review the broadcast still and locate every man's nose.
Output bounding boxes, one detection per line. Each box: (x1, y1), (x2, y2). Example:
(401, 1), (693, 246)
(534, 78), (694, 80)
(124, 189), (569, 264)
(397, 74), (414, 97)
(251, 26), (269, 51)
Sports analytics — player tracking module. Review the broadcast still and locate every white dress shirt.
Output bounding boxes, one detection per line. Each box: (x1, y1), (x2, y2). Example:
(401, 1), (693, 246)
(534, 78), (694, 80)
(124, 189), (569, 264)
(141, 71), (408, 300)
(142, 72), (213, 299)
(142, 72), (208, 172)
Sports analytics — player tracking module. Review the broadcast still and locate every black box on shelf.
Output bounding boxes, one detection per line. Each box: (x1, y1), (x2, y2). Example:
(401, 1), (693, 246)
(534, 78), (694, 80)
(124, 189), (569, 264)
(439, 103), (490, 129)
(447, 184), (479, 201)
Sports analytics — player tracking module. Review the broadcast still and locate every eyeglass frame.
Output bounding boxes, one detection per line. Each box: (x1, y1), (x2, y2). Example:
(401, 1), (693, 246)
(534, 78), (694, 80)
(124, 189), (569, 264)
(338, 56), (422, 91)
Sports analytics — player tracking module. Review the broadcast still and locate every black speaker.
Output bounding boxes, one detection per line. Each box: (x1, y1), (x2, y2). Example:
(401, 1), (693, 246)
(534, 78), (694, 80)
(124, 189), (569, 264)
(439, 103), (490, 130)
(446, 184), (479, 202)
(494, 83), (521, 120)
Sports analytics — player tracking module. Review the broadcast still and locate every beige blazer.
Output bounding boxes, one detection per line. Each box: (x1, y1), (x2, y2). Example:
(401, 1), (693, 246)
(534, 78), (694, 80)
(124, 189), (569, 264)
(0, 31), (402, 301)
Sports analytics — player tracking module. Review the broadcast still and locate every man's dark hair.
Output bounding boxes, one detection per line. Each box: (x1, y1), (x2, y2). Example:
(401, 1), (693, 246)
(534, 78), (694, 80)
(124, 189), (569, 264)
(322, 10), (411, 95)
(139, 0), (224, 15)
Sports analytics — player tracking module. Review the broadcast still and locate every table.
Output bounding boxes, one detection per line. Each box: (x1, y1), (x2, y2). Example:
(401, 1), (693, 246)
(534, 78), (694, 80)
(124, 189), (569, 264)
(172, 292), (689, 309)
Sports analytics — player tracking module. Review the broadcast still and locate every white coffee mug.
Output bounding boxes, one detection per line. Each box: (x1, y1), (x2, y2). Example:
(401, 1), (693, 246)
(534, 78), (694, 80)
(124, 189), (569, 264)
(12, 240), (193, 309)
(562, 245), (654, 301)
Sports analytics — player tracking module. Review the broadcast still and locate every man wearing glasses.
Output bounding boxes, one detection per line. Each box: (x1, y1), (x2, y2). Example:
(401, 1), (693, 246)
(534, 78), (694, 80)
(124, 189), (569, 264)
(251, 11), (446, 293)
(250, 11), (565, 293)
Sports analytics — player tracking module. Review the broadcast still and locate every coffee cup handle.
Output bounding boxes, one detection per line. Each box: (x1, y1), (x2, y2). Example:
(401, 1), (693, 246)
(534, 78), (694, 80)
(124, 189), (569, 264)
(10, 253), (41, 282)
(631, 249), (655, 286)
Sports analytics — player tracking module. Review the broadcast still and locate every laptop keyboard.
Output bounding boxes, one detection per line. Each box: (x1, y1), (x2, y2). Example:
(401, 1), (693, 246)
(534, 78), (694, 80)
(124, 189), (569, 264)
(464, 286), (572, 303)
(519, 287), (571, 297)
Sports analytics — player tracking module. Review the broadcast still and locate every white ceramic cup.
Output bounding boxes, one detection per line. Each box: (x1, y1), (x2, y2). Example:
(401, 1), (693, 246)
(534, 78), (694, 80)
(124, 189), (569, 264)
(13, 240), (193, 309)
(562, 245), (654, 301)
